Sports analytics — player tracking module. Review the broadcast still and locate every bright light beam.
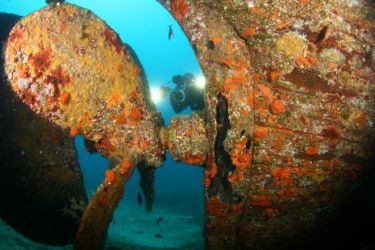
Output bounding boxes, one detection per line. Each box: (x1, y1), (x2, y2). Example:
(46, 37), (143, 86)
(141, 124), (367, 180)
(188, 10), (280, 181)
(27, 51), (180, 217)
(150, 87), (163, 104)
(194, 75), (206, 89)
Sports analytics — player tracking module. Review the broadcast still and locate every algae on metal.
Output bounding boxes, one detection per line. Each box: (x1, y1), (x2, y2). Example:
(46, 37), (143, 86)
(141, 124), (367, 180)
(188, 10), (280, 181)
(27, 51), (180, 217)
(160, 0), (375, 249)
(4, 3), (164, 249)
(3, 0), (375, 249)
(3, 2), (209, 249)
(0, 12), (87, 245)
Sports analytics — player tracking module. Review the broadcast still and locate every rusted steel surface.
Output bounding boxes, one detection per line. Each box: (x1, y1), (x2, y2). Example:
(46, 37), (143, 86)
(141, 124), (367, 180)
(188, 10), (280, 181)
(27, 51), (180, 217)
(160, 0), (375, 249)
(4, 4), (164, 249)
(3, 1), (375, 249)
(3, 3), (210, 248)
(4, 4), (164, 167)
(0, 12), (87, 245)
(163, 112), (208, 165)
(0, 77), (88, 246)
(74, 159), (132, 250)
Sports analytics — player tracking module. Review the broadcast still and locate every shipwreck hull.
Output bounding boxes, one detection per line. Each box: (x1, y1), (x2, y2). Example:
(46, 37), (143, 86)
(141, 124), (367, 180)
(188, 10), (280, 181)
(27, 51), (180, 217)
(1, 1), (375, 249)
(160, 0), (375, 249)
(0, 12), (87, 245)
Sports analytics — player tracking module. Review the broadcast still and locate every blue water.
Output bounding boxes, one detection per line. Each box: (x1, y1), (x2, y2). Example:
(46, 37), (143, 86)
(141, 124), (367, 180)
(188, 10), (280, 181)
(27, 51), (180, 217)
(0, 1), (205, 249)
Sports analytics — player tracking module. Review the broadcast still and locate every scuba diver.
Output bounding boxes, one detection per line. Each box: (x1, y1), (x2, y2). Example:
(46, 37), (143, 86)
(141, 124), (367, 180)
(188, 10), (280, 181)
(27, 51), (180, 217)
(152, 73), (205, 113)
(168, 73), (205, 113)
(46, 0), (65, 4)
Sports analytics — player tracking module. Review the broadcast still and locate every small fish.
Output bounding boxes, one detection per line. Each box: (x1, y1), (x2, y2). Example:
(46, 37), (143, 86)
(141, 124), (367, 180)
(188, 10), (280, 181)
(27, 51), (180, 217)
(155, 233), (163, 238)
(137, 192), (143, 205)
(168, 25), (174, 40)
(156, 217), (163, 225)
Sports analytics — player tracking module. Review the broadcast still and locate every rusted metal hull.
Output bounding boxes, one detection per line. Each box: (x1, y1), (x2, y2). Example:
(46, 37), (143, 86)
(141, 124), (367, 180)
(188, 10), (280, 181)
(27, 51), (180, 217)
(0, 13), (87, 245)
(160, 0), (375, 249)
(3, 1), (375, 249)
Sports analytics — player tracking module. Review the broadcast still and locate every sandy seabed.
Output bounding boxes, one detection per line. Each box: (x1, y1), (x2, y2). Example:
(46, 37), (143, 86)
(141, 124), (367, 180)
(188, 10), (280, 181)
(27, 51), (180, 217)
(0, 200), (204, 250)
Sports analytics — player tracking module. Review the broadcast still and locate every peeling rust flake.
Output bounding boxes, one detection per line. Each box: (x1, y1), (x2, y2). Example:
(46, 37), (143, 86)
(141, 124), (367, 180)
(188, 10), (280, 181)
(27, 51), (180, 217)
(29, 49), (52, 73)
(294, 151), (336, 161)
(284, 68), (356, 97)
(103, 28), (123, 54)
